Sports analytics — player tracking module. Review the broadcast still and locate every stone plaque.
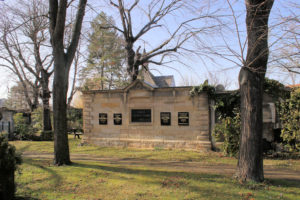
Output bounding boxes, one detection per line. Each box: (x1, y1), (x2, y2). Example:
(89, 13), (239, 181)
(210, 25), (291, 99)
(161, 112), (171, 126)
(99, 113), (107, 125)
(131, 109), (151, 122)
(178, 112), (189, 126)
(114, 113), (122, 125)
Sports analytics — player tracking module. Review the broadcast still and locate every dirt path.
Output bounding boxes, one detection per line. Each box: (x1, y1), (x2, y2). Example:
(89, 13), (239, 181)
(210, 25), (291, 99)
(22, 152), (300, 181)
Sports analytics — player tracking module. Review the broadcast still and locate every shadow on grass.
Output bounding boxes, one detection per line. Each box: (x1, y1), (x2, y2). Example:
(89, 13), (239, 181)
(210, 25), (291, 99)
(72, 161), (230, 186)
(17, 158), (300, 199)
(16, 158), (62, 199)
(72, 161), (300, 190)
(14, 196), (40, 200)
(267, 178), (300, 188)
(70, 162), (248, 199)
(18, 144), (31, 153)
(24, 158), (62, 187)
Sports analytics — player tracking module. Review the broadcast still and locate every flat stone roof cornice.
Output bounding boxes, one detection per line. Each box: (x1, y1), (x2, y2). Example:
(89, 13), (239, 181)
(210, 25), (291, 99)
(81, 86), (194, 94)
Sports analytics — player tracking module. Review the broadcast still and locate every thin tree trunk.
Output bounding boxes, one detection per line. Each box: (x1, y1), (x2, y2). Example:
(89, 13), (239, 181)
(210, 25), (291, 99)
(236, 0), (273, 182)
(109, 70), (113, 90)
(67, 53), (79, 107)
(32, 81), (40, 111)
(101, 64), (104, 90)
(41, 70), (52, 132)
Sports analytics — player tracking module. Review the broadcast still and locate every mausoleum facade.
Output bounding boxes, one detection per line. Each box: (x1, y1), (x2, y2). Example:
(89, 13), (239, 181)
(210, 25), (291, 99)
(82, 71), (212, 150)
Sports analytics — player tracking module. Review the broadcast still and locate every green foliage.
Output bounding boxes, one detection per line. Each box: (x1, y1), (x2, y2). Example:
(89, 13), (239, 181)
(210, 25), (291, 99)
(0, 131), (9, 138)
(81, 12), (129, 90)
(0, 134), (22, 199)
(31, 107), (43, 132)
(191, 78), (291, 156)
(67, 107), (83, 130)
(215, 91), (240, 119)
(264, 78), (290, 99)
(191, 81), (240, 157)
(0, 134), (22, 171)
(279, 88), (300, 152)
(13, 113), (34, 140)
(213, 113), (241, 157)
(190, 80), (216, 98)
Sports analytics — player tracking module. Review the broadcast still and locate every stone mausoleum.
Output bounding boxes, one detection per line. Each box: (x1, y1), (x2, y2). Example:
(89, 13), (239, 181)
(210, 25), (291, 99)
(82, 69), (212, 150)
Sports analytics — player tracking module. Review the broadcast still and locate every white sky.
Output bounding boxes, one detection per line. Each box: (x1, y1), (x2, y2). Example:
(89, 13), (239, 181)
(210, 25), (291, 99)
(0, 0), (299, 98)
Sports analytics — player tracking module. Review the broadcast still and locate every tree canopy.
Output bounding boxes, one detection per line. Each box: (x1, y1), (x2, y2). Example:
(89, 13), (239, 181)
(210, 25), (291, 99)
(81, 12), (129, 90)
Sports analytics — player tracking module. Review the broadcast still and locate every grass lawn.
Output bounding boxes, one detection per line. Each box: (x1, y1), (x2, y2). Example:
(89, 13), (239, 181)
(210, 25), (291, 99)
(10, 137), (300, 200)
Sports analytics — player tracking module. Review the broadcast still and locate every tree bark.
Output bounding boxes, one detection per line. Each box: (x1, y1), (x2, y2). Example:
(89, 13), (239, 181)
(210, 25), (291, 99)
(236, 0), (274, 182)
(41, 70), (52, 132)
(49, 0), (87, 165)
(101, 64), (104, 90)
(53, 55), (71, 165)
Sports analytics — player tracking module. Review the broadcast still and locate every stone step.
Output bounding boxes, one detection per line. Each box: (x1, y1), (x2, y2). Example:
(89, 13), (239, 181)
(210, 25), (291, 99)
(196, 135), (209, 141)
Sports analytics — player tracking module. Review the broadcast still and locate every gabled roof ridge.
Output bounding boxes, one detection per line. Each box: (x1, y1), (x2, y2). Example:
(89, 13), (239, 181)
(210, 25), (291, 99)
(123, 79), (155, 92)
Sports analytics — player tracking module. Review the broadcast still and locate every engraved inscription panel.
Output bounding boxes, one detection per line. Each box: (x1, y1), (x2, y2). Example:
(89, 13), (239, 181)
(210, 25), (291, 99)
(131, 109), (151, 123)
(178, 112), (189, 126)
(161, 112), (171, 126)
(99, 113), (107, 125)
(114, 113), (122, 125)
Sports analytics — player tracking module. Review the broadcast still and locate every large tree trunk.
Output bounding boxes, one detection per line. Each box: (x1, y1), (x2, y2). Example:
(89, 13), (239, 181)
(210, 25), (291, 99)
(49, 0), (87, 166)
(236, 0), (273, 182)
(53, 56), (71, 165)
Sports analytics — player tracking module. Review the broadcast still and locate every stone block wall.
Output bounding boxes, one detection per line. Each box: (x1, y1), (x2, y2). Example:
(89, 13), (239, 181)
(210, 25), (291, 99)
(82, 87), (211, 151)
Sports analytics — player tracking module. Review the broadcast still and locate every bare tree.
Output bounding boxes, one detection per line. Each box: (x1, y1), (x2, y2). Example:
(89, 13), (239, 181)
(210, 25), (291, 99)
(105, 0), (219, 81)
(236, 0), (274, 182)
(194, 0), (274, 182)
(0, 2), (41, 112)
(0, 0), (54, 132)
(270, 2), (300, 77)
(48, 0), (87, 165)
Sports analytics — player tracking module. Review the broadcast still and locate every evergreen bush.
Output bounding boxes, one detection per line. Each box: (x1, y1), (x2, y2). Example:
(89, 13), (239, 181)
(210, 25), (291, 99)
(13, 113), (34, 140)
(213, 113), (241, 157)
(0, 134), (22, 200)
(279, 88), (300, 152)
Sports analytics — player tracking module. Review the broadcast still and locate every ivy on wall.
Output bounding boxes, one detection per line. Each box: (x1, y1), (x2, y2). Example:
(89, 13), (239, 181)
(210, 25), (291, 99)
(190, 78), (292, 156)
(279, 88), (300, 152)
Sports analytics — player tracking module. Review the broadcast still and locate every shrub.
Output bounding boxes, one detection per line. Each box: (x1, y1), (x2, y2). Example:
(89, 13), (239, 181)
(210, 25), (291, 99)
(189, 80), (216, 98)
(279, 88), (300, 152)
(0, 131), (9, 139)
(13, 113), (35, 140)
(67, 107), (83, 130)
(213, 113), (241, 157)
(0, 134), (22, 200)
(31, 107), (43, 132)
